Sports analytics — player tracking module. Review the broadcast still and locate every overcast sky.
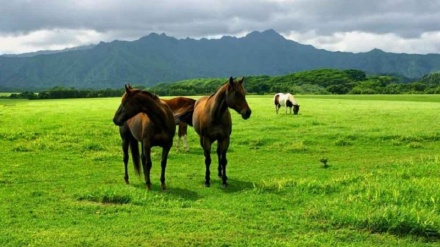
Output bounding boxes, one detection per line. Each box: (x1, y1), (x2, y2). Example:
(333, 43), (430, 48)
(1, 0), (439, 55)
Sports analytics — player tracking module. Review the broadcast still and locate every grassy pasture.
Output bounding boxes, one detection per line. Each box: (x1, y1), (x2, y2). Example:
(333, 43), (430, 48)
(0, 95), (440, 246)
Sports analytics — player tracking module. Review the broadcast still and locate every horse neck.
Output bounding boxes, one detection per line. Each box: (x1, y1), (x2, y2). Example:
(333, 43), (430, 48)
(288, 95), (297, 105)
(210, 84), (229, 119)
(136, 93), (171, 127)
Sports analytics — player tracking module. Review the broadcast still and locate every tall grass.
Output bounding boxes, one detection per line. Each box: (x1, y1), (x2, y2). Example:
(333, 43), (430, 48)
(0, 95), (439, 246)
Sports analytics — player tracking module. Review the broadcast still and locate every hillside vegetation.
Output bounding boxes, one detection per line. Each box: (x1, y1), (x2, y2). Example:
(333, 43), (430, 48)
(7, 69), (440, 99)
(149, 69), (440, 96)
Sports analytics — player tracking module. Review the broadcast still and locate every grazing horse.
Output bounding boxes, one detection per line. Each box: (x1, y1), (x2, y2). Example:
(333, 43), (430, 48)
(161, 97), (196, 152)
(113, 85), (176, 190)
(192, 77), (252, 187)
(274, 93), (300, 115)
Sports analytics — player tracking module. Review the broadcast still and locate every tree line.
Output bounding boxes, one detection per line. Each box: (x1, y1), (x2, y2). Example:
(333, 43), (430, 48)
(8, 87), (125, 99)
(7, 69), (440, 99)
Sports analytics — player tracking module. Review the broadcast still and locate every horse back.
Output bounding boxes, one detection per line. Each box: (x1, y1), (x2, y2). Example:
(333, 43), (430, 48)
(163, 97), (195, 111)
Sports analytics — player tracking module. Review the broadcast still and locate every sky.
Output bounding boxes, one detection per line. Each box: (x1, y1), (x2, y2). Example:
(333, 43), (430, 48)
(1, 0), (440, 55)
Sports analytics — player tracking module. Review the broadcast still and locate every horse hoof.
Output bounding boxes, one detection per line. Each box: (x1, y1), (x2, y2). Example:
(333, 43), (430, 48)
(146, 184), (152, 190)
(161, 184), (167, 190)
(204, 183), (210, 187)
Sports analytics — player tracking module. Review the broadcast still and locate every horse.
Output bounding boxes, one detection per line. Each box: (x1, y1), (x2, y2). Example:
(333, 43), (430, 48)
(161, 97), (196, 152)
(192, 77), (252, 187)
(113, 85), (176, 190)
(274, 93), (300, 115)
(117, 96), (194, 187)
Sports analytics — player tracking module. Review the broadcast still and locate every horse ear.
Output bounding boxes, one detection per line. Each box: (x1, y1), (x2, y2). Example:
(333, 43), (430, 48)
(229, 77), (234, 85)
(239, 77), (245, 84)
(125, 84), (132, 94)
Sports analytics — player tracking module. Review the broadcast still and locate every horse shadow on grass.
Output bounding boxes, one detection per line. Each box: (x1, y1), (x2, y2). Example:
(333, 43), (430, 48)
(207, 178), (255, 193)
(130, 176), (254, 197)
(132, 183), (200, 201)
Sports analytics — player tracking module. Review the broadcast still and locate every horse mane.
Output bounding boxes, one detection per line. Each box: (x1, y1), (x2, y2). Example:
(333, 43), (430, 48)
(140, 90), (159, 100)
(287, 93), (298, 105)
(209, 82), (229, 119)
(136, 89), (160, 102)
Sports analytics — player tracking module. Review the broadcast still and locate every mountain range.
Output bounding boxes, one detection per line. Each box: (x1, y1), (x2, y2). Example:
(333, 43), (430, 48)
(1, 29), (439, 91)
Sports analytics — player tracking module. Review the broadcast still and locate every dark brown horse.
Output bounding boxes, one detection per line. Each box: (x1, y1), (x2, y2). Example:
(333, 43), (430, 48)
(117, 96), (194, 187)
(113, 85), (175, 190)
(161, 97), (196, 152)
(192, 77), (252, 187)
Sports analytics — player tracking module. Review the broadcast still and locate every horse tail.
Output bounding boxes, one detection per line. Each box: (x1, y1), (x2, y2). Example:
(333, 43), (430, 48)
(274, 94), (280, 105)
(175, 105), (195, 126)
(129, 136), (141, 175)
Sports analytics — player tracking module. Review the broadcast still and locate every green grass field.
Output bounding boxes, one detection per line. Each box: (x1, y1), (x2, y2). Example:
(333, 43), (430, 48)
(1, 95), (439, 246)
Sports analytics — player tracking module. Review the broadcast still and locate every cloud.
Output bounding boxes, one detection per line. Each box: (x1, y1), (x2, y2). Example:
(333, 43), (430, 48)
(1, 0), (439, 54)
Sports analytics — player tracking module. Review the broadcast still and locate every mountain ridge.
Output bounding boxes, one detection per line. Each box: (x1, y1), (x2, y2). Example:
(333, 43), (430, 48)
(1, 30), (439, 90)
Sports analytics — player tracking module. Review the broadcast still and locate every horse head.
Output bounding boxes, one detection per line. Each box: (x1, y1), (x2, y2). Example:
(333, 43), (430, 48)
(225, 77), (252, 119)
(293, 105), (300, 115)
(113, 84), (145, 126)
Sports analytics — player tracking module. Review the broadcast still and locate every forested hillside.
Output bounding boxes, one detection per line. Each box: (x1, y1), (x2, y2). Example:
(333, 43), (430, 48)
(149, 69), (440, 95)
(9, 69), (440, 99)
(1, 30), (440, 91)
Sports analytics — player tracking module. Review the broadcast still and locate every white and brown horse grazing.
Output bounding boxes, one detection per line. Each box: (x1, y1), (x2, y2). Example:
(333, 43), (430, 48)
(274, 93), (300, 115)
(161, 97), (196, 152)
(193, 77), (252, 187)
(113, 85), (176, 190)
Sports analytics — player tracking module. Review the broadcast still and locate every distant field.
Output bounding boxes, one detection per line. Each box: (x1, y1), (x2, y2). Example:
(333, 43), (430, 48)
(299, 94), (440, 102)
(0, 92), (15, 97)
(1, 95), (439, 246)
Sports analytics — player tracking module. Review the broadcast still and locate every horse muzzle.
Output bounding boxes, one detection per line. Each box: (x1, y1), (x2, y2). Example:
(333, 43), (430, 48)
(113, 116), (125, 126)
(241, 109), (252, 120)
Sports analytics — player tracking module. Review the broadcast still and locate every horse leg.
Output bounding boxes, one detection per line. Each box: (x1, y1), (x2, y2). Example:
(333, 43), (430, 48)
(176, 135), (181, 152)
(183, 134), (188, 152)
(275, 104), (279, 114)
(217, 145), (222, 178)
(122, 137), (130, 184)
(201, 137), (212, 187)
(217, 138), (230, 187)
(142, 144), (152, 190)
(180, 124), (189, 152)
(160, 145), (171, 190)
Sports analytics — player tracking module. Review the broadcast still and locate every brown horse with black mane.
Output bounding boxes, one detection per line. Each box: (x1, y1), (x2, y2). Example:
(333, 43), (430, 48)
(113, 85), (175, 190)
(161, 97), (196, 152)
(193, 77), (252, 187)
